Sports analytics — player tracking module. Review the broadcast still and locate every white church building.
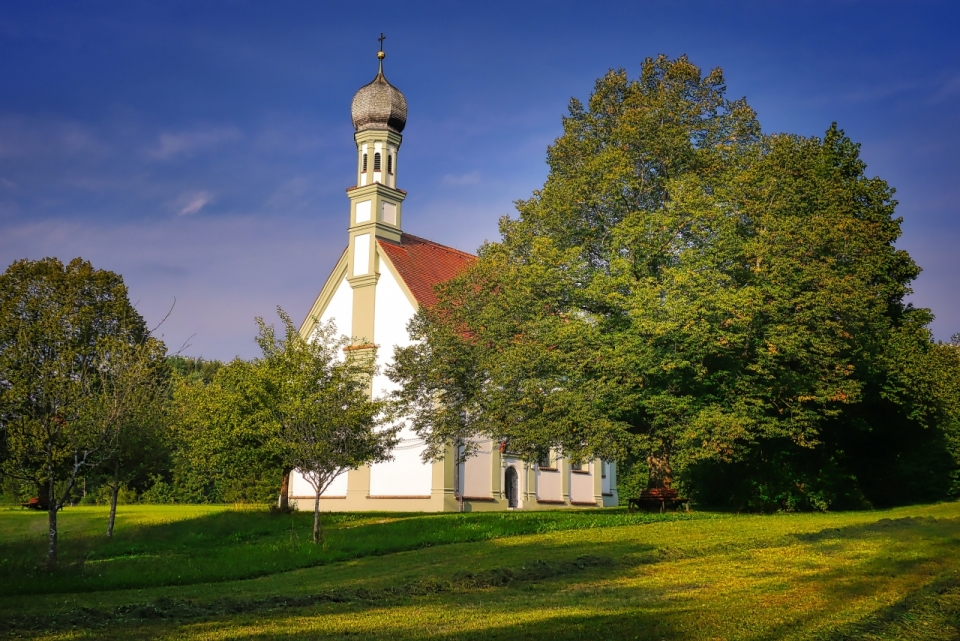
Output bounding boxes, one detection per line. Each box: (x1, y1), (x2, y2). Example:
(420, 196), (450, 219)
(289, 47), (618, 512)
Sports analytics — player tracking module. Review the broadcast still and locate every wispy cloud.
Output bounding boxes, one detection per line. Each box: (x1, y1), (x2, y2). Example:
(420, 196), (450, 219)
(263, 175), (313, 213)
(147, 126), (242, 160)
(443, 170), (481, 185)
(0, 116), (111, 160)
(934, 75), (960, 102)
(174, 190), (215, 216)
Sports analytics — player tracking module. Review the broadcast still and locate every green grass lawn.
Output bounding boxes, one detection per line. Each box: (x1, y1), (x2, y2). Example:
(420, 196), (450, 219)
(1, 502), (959, 639)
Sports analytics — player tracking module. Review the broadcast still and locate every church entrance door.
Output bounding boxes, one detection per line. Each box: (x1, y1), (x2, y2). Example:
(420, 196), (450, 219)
(505, 466), (519, 508)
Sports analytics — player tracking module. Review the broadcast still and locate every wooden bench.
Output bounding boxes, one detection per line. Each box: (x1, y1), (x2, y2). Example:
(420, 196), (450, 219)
(627, 488), (689, 513)
(20, 497), (49, 511)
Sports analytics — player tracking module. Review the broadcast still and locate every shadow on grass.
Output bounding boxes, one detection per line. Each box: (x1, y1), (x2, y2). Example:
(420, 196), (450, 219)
(0, 507), (695, 597)
(817, 573), (960, 640)
(0, 554), (634, 635)
(738, 515), (960, 640)
(7, 511), (959, 638)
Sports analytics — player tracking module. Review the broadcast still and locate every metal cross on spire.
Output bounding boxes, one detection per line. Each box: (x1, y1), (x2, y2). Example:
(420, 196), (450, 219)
(378, 33), (386, 52)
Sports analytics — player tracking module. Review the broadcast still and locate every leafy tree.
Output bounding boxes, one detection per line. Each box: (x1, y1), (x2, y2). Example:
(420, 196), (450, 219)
(256, 309), (395, 543)
(169, 359), (280, 504)
(0, 258), (157, 567)
(390, 55), (958, 509)
(392, 54), (761, 474)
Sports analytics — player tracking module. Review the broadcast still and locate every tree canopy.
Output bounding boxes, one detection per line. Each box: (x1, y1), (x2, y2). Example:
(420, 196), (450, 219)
(0, 257), (167, 565)
(390, 55), (960, 510)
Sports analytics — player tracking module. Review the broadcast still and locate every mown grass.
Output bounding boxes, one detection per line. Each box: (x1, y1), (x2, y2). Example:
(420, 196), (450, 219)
(0, 505), (700, 596)
(2, 502), (960, 640)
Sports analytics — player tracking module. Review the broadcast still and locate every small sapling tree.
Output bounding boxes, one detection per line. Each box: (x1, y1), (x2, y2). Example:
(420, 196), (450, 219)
(256, 308), (395, 544)
(95, 336), (170, 537)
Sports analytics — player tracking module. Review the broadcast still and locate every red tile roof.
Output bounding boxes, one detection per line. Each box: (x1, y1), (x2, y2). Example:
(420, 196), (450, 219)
(378, 233), (475, 307)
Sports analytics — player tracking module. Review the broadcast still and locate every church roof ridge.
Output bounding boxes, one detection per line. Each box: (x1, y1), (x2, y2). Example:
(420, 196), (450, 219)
(387, 232), (476, 258)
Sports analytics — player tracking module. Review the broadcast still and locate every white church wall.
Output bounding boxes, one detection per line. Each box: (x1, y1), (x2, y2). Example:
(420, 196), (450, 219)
(368, 261), (432, 497)
(318, 277), (354, 342)
(536, 468), (563, 502)
(462, 439), (492, 498)
(369, 430), (432, 497)
(570, 466), (595, 503)
(353, 234), (371, 276)
(324, 471), (349, 497)
(289, 469), (347, 498)
(370, 262), (415, 398)
(601, 462), (611, 495)
(290, 469), (312, 497)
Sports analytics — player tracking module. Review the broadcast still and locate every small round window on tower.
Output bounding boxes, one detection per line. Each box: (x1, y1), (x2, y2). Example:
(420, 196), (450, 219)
(374, 152), (382, 172)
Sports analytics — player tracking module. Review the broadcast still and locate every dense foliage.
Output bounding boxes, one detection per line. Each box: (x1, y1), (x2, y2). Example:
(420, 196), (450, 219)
(0, 258), (168, 565)
(391, 55), (960, 511)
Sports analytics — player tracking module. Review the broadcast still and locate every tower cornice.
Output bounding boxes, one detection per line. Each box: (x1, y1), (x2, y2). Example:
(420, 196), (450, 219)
(346, 182), (407, 199)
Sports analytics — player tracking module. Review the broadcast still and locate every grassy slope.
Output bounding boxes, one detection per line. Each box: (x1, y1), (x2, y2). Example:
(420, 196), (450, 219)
(0, 506), (698, 596)
(2, 503), (960, 640)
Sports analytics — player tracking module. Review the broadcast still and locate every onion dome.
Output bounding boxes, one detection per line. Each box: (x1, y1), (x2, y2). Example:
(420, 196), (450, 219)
(351, 53), (407, 134)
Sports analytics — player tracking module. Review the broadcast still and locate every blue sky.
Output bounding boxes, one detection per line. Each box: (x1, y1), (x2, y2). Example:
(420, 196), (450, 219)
(2, 1), (958, 360)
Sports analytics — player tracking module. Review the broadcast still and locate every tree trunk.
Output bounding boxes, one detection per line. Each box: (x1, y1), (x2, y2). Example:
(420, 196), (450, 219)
(279, 467), (292, 511)
(455, 440), (464, 513)
(46, 476), (57, 571)
(107, 460), (120, 538)
(312, 492), (323, 545)
(646, 449), (673, 489)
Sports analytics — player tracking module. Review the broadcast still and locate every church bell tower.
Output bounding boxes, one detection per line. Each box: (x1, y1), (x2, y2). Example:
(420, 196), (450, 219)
(346, 37), (408, 345)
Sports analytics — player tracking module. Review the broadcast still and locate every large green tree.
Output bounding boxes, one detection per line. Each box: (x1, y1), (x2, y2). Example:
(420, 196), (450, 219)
(390, 55), (958, 509)
(0, 258), (163, 567)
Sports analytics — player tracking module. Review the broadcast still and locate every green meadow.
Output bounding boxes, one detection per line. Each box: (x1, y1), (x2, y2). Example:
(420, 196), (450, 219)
(2, 503), (960, 639)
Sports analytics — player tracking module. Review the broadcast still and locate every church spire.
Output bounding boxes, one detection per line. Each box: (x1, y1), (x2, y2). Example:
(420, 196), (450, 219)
(345, 37), (407, 286)
(351, 35), (407, 135)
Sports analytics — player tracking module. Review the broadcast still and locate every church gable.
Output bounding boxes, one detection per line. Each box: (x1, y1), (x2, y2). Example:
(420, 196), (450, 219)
(299, 249), (350, 340)
(377, 233), (475, 308)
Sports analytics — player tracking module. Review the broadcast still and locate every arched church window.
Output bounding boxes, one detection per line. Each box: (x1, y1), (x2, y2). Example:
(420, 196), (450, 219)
(387, 154), (393, 174)
(362, 153), (368, 172)
(374, 152), (382, 172)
